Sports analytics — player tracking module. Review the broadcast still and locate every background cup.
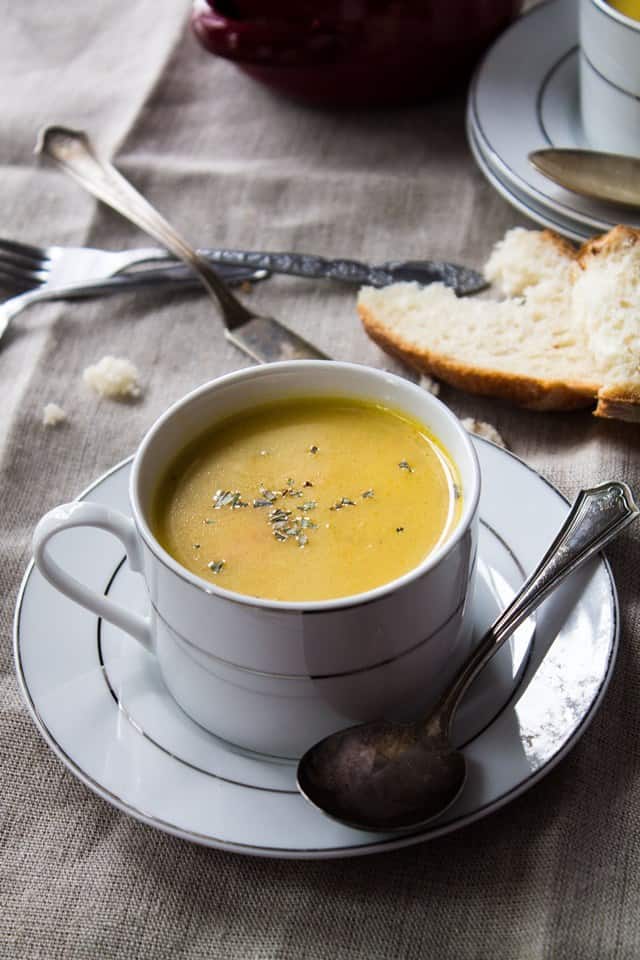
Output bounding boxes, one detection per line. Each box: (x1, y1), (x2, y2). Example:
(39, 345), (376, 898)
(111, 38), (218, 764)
(580, 0), (640, 154)
(33, 362), (480, 759)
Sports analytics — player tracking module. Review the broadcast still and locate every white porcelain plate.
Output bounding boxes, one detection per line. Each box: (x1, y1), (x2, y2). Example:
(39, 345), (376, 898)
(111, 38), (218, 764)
(14, 439), (618, 859)
(467, 119), (589, 241)
(467, 0), (640, 239)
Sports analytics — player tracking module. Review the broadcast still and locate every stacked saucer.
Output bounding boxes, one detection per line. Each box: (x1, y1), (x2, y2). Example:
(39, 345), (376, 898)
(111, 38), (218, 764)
(466, 0), (640, 241)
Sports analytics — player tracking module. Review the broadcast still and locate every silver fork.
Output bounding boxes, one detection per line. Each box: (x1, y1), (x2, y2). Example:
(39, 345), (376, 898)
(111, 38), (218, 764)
(0, 237), (268, 339)
(0, 236), (169, 292)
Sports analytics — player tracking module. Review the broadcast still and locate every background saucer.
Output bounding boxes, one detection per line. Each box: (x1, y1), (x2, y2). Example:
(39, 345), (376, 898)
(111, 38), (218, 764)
(467, 0), (640, 238)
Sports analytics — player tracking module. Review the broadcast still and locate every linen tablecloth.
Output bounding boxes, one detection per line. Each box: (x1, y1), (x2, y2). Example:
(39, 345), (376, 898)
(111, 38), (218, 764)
(2, 3), (640, 957)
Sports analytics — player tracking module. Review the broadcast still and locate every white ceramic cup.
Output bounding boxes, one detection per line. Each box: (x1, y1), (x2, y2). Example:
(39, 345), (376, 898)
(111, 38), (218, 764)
(580, 0), (640, 154)
(32, 361), (481, 759)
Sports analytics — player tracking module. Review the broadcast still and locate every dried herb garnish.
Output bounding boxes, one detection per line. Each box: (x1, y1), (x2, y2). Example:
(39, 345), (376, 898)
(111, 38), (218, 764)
(269, 508), (292, 523)
(453, 483), (462, 500)
(264, 497), (319, 546)
(282, 485), (303, 498)
(193, 543), (200, 549)
(330, 496), (356, 511)
(398, 461), (413, 473)
(207, 559), (226, 574)
(271, 521), (291, 532)
(213, 489), (248, 509)
(309, 445), (319, 454)
(208, 460), (380, 555)
(396, 527), (405, 533)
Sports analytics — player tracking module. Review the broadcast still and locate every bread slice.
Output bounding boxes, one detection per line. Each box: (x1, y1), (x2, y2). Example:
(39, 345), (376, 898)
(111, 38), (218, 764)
(358, 226), (640, 421)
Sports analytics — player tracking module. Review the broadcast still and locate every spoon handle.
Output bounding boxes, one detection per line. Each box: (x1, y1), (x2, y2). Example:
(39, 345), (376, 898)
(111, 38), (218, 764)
(439, 480), (639, 731)
(35, 125), (255, 329)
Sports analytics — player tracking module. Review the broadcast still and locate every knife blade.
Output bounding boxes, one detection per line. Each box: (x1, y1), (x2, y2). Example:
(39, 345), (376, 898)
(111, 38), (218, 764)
(529, 148), (640, 210)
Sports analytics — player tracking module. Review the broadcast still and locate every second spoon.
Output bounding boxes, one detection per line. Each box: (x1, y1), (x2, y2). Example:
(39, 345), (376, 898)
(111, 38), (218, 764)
(36, 125), (328, 364)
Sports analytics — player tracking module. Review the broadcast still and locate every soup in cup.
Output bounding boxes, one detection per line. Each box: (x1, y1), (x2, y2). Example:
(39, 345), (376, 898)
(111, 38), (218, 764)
(33, 361), (480, 758)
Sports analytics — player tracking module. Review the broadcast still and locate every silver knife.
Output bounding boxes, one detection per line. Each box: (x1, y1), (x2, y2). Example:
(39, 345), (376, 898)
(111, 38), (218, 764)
(529, 148), (640, 210)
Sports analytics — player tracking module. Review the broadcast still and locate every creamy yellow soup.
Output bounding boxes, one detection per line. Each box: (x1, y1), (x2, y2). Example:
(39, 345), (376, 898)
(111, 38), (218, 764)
(607, 0), (640, 19)
(152, 396), (462, 602)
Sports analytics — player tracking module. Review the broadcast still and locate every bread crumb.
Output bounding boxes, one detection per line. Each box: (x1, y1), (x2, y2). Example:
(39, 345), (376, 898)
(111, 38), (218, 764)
(83, 356), (141, 399)
(419, 374), (440, 396)
(461, 418), (507, 448)
(42, 402), (67, 427)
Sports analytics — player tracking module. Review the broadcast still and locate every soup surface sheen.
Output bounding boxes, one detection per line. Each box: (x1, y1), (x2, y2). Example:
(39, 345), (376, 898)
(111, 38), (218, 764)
(152, 396), (462, 602)
(607, 0), (640, 20)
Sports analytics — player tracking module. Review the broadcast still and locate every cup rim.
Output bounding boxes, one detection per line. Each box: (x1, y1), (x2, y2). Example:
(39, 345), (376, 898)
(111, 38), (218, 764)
(589, 0), (640, 32)
(129, 361), (481, 613)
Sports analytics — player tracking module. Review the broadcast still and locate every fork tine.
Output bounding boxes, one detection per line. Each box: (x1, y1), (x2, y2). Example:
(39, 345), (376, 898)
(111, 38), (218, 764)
(0, 260), (47, 287)
(0, 237), (49, 266)
(0, 246), (49, 273)
(0, 272), (32, 293)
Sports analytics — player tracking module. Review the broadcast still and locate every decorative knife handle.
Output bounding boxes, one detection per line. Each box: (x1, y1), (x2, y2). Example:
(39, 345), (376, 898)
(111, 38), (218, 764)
(199, 249), (486, 294)
(200, 248), (394, 287)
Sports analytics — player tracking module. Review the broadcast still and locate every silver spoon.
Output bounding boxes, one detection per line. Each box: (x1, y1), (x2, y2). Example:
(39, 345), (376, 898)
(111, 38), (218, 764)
(35, 125), (328, 363)
(297, 480), (638, 833)
(528, 148), (640, 210)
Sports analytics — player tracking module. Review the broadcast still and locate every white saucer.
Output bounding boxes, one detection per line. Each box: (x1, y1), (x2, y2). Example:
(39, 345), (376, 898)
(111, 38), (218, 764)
(467, 119), (588, 241)
(467, 0), (640, 239)
(14, 438), (618, 859)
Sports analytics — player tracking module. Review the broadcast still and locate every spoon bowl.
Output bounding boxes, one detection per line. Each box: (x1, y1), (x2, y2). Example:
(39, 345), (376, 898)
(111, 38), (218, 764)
(298, 718), (466, 832)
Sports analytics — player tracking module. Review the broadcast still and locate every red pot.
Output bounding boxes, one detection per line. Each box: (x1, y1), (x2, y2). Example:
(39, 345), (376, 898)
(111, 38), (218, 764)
(191, 0), (523, 107)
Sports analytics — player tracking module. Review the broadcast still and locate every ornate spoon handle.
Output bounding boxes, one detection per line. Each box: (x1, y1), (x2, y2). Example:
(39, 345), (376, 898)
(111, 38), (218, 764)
(438, 481), (638, 730)
(489, 482), (637, 645)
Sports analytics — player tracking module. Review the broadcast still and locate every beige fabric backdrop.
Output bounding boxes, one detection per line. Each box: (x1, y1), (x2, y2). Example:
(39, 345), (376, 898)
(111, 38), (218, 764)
(2, 2), (640, 957)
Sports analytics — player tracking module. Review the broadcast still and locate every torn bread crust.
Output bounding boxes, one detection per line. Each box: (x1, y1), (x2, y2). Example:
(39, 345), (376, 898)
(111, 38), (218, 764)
(360, 304), (599, 412)
(575, 224), (640, 269)
(595, 390), (640, 422)
(541, 229), (578, 259)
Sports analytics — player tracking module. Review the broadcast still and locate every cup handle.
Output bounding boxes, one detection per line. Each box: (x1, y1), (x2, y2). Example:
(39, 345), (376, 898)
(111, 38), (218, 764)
(32, 501), (153, 652)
